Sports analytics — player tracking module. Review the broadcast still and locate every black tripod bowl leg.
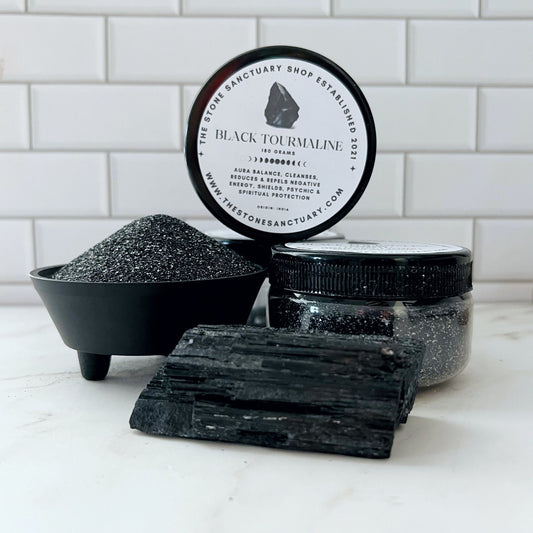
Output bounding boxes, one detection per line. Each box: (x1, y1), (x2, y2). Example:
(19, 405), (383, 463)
(77, 352), (112, 381)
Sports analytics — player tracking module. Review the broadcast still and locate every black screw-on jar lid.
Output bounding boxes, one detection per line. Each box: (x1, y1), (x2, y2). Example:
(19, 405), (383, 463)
(208, 228), (345, 268)
(189, 220), (345, 268)
(270, 241), (473, 300)
(205, 228), (273, 268)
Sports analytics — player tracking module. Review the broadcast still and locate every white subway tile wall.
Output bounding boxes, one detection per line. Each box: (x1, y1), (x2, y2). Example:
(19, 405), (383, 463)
(482, 0), (533, 18)
(0, 0), (24, 12)
(0, 15), (105, 81)
(27, 1), (180, 14)
(183, 1), (330, 17)
(334, 0), (478, 17)
(479, 89), (533, 151)
(31, 85), (181, 149)
(0, 86), (29, 149)
(182, 85), (201, 126)
(260, 19), (406, 84)
(109, 18), (256, 82)
(0, 3), (531, 303)
(0, 220), (34, 282)
(350, 154), (403, 217)
(35, 218), (130, 266)
(0, 153), (108, 216)
(474, 219), (533, 281)
(336, 219), (474, 250)
(364, 87), (476, 150)
(405, 154), (533, 216)
(409, 21), (533, 84)
(474, 282), (533, 303)
(110, 153), (209, 217)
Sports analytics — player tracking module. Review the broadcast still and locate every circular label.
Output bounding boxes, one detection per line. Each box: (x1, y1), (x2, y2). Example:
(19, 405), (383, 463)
(187, 48), (375, 239)
(285, 240), (465, 255)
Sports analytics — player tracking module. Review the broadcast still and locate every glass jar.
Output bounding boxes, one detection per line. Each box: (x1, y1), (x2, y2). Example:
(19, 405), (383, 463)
(268, 241), (473, 387)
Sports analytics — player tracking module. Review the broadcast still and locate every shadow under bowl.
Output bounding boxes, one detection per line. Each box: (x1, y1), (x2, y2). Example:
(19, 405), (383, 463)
(30, 265), (267, 381)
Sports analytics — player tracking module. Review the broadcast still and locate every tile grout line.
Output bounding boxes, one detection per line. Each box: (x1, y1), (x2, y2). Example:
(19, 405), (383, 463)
(106, 152), (112, 217)
(329, 0), (333, 17)
(255, 16), (260, 47)
(19, 217), (133, 222)
(26, 83), (33, 149)
(104, 16), (109, 81)
(0, 148), (185, 154)
(179, 84), (184, 150)
(4, 13), (533, 20)
(8, 215), (533, 221)
(401, 152), (408, 217)
(30, 218), (37, 269)
(2, 148), (533, 155)
(4, 80), (533, 88)
(478, 0), (482, 18)
(471, 217), (477, 259)
(404, 19), (409, 84)
(475, 86), (481, 151)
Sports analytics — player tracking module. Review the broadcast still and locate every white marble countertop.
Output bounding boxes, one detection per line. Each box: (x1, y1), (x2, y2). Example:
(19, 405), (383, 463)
(1, 304), (532, 533)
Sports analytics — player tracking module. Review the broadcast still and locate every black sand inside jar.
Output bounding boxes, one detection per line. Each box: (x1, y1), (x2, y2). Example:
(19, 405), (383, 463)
(268, 241), (473, 387)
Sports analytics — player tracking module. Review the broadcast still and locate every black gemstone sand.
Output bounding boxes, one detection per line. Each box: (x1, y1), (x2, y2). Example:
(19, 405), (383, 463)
(130, 325), (425, 459)
(53, 215), (260, 283)
(269, 294), (472, 387)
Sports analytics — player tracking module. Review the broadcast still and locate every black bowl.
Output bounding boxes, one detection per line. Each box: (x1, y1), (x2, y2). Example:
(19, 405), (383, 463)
(30, 265), (267, 381)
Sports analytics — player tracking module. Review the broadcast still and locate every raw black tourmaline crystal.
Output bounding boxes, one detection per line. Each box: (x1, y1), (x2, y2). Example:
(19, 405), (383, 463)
(264, 82), (300, 128)
(130, 326), (424, 459)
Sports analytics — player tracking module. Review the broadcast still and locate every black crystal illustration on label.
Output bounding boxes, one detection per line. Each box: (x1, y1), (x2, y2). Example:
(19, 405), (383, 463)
(264, 82), (300, 128)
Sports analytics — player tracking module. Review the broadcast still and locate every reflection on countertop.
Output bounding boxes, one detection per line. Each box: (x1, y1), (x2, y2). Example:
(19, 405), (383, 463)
(1, 304), (532, 533)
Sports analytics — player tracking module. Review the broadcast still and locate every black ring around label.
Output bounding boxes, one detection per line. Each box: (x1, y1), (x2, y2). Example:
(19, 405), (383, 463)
(186, 46), (377, 243)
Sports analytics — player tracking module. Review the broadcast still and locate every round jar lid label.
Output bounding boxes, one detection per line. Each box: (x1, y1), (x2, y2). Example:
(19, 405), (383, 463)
(284, 240), (465, 255)
(186, 47), (376, 242)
